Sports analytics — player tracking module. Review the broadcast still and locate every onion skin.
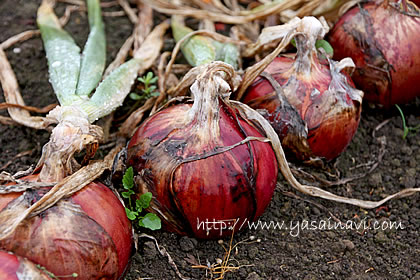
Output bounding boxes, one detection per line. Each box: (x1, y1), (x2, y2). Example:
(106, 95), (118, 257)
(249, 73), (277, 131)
(328, 0), (420, 107)
(127, 65), (278, 239)
(0, 250), (51, 280)
(242, 54), (362, 161)
(0, 177), (133, 280)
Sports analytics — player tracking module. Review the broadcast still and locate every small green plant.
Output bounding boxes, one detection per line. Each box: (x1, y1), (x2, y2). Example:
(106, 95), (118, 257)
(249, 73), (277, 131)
(395, 104), (420, 139)
(129, 71), (159, 101)
(122, 166), (161, 230)
(36, 264), (78, 279)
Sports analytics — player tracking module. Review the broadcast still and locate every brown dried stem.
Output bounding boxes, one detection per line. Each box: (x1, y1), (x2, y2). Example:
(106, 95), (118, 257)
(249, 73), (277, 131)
(0, 49), (52, 129)
(142, 0), (302, 24)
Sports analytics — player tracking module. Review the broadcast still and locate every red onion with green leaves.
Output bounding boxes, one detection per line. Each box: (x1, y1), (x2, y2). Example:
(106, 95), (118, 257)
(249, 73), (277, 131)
(126, 62), (278, 239)
(0, 175), (133, 280)
(328, 0), (420, 107)
(241, 17), (363, 161)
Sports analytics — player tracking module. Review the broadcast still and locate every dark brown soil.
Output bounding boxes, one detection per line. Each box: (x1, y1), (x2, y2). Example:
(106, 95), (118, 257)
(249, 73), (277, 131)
(1, 1), (419, 280)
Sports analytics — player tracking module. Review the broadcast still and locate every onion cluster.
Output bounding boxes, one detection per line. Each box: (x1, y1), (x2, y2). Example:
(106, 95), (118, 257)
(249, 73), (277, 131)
(0, 176), (133, 280)
(127, 62), (278, 239)
(328, 0), (420, 107)
(242, 17), (363, 161)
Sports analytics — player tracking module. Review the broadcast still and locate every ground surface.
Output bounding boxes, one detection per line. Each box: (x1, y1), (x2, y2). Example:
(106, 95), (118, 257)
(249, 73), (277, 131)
(0, 1), (419, 279)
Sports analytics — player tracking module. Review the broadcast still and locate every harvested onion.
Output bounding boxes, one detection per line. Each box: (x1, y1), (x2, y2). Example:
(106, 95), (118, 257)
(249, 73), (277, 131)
(328, 0), (420, 107)
(126, 62), (278, 239)
(242, 17), (363, 161)
(0, 175), (133, 280)
(0, 250), (51, 280)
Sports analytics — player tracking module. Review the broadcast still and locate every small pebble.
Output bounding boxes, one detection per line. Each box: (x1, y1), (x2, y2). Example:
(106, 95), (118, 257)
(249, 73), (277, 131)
(342, 239), (355, 251)
(143, 241), (157, 259)
(374, 231), (389, 244)
(246, 272), (262, 280)
(179, 236), (197, 252)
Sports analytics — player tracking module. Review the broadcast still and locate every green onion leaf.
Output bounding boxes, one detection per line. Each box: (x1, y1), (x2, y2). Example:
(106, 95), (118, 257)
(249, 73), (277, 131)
(171, 17), (215, 67)
(83, 58), (142, 122)
(37, 1), (81, 106)
(212, 40), (239, 69)
(76, 0), (106, 97)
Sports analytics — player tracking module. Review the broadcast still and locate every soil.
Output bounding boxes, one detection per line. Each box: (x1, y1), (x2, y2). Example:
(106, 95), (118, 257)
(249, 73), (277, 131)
(1, 1), (419, 280)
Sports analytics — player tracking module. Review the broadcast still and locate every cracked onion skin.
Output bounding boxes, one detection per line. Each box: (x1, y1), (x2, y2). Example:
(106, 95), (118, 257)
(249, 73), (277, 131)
(126, 64), (278, 239)
(328, 0), (420, 107)
(0, 175), (133, 280)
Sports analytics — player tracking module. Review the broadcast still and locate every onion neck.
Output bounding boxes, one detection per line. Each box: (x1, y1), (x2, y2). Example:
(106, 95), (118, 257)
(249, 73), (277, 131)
(292, 17), (327, 77)
(188, 73), (222, 135)
(294, 34), (316, 76)
(36, 106), (103, 182)
(187, 62), (236, 136)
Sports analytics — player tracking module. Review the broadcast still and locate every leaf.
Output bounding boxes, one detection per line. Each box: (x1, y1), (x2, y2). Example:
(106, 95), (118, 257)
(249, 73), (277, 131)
(76, 0), (106, 96)
(138, 192), (152, 209)
(139, 213), (161, 230)
(146, 71), (154, 81)
(83, 58), (142, 122)
(148, 85), (157, 92)
(37, 1), (81, 106)
(135, 199), (143, 213)
(125, 208), (137, 221)
(171, 17), (216, 67)
(129, 92), (142, 100)
(122, 166), (134, 190)
(121, 190), (134, 198)
(315, 39), (334, 57)
(149, 76), (158, 84)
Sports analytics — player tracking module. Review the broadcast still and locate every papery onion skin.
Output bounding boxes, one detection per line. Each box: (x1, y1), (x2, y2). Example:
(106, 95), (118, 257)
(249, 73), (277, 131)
(328, 0), (420, 107)
(0, 177), (133, 280)
(0, 250), (51, 280)
(126, 67), (278, 239)
(242, 55), (362, 161)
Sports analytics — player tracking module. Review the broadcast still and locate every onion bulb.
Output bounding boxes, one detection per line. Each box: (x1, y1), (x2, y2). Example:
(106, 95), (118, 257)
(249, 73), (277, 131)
(0, 250), (51, 280)
(126, 62), (278, 239)
(328, 0), (420, 107)
(0, 175), (133, 280)
(242, 17), (363, 161)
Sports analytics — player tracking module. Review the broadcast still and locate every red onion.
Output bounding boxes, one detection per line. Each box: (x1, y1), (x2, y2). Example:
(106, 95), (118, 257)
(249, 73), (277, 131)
(0, 250), (51, 279)
(328, 0), (420, 107)
(126, 63), (278, 239)
(242, 17), (363, 161)
(0, 175), (133, 280)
